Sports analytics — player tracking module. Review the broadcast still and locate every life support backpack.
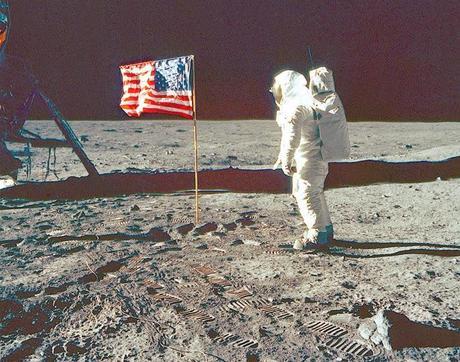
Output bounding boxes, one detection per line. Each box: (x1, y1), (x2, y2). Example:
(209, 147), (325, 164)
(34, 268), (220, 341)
(309, 67), (350, 161)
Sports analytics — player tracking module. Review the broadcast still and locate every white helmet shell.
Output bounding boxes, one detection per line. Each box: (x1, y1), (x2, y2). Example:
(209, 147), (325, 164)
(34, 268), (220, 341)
(271, 70), (309, 107)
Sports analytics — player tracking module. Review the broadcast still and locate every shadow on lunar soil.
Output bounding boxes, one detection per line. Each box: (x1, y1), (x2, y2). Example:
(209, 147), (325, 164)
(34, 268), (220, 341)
(327, 239), (460, 258)
(1, 156), (460, 201)
(380, 311), (460, 349)
(332, 239), (460, 250)
(46, 227), (178, 246)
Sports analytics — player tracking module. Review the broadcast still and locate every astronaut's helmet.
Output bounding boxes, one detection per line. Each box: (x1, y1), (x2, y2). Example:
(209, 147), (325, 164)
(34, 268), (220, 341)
(0, 0), (9, 52)
(270, 70), (307, 107)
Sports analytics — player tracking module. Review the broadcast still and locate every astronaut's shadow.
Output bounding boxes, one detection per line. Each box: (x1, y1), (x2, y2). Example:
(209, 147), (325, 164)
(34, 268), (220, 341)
(326, 239), (460, 258)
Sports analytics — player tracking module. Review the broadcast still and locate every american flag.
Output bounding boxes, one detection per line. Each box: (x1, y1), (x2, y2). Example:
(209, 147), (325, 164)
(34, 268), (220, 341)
(120, 55), (194, 119)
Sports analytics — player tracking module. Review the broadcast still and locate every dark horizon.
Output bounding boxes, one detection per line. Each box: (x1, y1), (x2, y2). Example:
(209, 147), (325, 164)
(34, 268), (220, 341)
(9, 0), (460, 121)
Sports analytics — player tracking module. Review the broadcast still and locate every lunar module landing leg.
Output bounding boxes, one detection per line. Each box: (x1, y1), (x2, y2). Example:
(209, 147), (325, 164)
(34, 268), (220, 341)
(38, 91), (99, 177)
(2, 88), (100, 178)
(0, 0), (98, 178)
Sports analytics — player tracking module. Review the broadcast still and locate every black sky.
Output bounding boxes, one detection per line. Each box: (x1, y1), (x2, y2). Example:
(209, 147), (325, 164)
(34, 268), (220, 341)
(8, 0), (460, 121)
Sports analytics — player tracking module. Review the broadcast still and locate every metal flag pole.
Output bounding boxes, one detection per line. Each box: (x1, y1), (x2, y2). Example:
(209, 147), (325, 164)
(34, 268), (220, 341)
(191, 55), (200, 224)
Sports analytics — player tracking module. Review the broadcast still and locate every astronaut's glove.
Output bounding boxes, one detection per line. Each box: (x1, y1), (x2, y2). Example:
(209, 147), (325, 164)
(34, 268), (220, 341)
(282, 163), (296, 176)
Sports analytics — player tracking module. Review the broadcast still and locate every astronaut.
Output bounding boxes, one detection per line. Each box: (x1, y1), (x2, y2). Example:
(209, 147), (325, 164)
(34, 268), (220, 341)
(271, 68), (349, 249)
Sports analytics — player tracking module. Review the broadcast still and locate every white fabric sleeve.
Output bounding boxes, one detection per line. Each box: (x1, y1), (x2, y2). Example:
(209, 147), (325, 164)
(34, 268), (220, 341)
(279, 107), (302, 167)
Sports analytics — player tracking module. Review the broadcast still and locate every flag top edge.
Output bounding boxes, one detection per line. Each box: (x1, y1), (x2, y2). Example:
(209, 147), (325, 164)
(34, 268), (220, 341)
(119, 55), (194, 70)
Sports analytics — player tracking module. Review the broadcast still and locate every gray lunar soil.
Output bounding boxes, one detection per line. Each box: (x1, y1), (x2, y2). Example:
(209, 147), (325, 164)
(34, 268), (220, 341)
(1, 120), (460, 361)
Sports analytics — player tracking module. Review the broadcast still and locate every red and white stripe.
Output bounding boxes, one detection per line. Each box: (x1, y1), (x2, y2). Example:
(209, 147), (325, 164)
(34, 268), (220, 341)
(119, 61), (193, 119)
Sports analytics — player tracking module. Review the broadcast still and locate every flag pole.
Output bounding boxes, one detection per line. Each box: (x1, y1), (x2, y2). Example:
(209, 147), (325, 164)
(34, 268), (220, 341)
(192, 55), (200, 224)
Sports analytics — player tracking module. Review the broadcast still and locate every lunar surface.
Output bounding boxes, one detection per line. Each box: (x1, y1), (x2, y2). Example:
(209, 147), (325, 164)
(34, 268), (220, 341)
(1, 120), (460, 361)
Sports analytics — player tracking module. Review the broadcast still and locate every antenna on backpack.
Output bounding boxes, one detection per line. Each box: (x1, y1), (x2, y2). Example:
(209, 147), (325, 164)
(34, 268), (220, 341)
(307, 47), (314, 72)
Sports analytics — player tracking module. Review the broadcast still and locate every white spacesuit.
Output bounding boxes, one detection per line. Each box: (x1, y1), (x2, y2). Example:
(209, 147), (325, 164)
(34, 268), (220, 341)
(271, 70), (332, 249)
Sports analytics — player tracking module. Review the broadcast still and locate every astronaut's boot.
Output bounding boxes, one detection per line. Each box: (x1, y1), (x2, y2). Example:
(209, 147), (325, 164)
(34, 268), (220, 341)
(326, 224), (334, 244)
